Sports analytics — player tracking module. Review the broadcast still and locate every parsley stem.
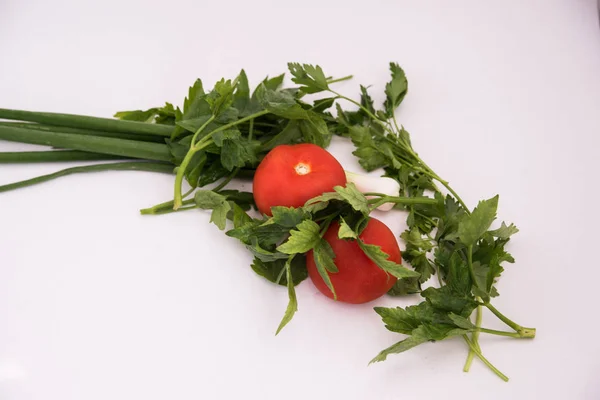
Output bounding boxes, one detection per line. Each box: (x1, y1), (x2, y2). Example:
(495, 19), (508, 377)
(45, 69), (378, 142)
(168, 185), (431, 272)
(0, 161), (173, 193)
(191, 115), (216, 145)
(327, 75), (353, 85)
(477, 327), (534, 338)
(485, 303), (536, 338)
(0, 150), (127, 163)
(329, 90), (383, 123)
(0, 108), (173, 137)
(463, 305), (482, 372)
(140, 188), (195, 215)
(464, 245), (483, 372)
(462, 336), (509, 382)
(365, 194), (440, 209)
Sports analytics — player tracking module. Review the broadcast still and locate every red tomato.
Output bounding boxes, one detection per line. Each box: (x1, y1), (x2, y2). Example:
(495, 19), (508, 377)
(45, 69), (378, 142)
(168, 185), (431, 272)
(306, 218), (401, 304)
(253, 144), (347, 216)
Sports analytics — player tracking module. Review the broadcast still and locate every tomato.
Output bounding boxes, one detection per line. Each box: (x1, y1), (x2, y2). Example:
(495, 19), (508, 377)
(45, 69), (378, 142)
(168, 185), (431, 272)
(253, 143), (347, 216)
(306, 218), (401, 304)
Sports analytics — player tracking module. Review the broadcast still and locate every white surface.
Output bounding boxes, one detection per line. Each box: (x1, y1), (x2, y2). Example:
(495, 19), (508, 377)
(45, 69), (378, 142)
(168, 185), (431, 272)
(1, 1), (600, 399)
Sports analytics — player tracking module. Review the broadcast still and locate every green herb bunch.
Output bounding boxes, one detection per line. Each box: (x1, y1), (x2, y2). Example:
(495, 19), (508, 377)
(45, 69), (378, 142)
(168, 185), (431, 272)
(0, 62), (535, 381)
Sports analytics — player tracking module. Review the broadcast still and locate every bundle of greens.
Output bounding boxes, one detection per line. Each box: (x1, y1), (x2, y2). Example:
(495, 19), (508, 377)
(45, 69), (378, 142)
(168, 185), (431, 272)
(0, 62), (535, 382)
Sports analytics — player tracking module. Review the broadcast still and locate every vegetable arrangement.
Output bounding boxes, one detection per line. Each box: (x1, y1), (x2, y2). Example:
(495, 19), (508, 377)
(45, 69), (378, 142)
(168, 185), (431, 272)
(0, 62), (535, 381)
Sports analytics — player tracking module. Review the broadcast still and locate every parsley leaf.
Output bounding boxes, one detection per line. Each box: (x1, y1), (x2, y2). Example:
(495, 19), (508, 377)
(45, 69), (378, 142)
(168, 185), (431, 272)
(358, 240), (420, 279)
(387, 277), (421, 296)
(298, 112), (332, 147)
(421, 286), (478, 317)
(338, 217), (358, 239)
(276, 220), (321, 254)
(370, 324), (467, 364)
(287, 63), (329, 94)
(383, 62), (408, 118)
(276, 256), (300, 335)
(250, 254), (308, 287)
(262, 120), (303, 151)
(255, 84), (308, 119)
(312, 239), (338, 299)
(271, 206), (311, 228)
(206, 78), (235, 116)
(233, 69), (250, 113)
(489, 222), (519, 239)
(400, 228), (435, 283)
(194, 190), (231, 230)
(458, 195), (499, 246)
(334, 182), (370, 215)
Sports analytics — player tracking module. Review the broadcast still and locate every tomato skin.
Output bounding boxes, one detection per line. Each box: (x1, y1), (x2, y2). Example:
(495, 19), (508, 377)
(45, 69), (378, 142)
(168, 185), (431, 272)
(306, 218), (401, 304)
(253, 144), (347, 216)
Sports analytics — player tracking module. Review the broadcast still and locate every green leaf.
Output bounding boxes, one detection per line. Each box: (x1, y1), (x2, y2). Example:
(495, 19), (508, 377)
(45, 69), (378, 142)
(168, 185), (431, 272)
(287, 63), (329, 94)
(337, 217), (358, 239)
(302, 191), (344, 213)
(374, 303), (429, 335)
(489, 222), (519, 239)
(383, 62), (408, 118)
(231, 203), (252, 228)
(227, 220), (289, 248)
(298, 112), (332, 147)
(448, 313), (476, 330)
(255, 84), (309, 119)
(194, 190), (228, 209)
(262, 120), (303, 151)
(348, 126), (389, 172)
(458, 195), (499, 246)
(276, 220), (321, 254)
(369, 326), (430, 364)
(358, 240), (420, 279)
(271, 206), (311, 228)
(245, 238), (289, 262)
(312, 240), (338, 298)
(176, 115), (214, 134)
(421, 286), (478, 317)
(194, 190), (231, 230)
(359, 85), (376, 116)
(210, 202), (232, 230)
(196, 154), (229, 187)
(220, 137), (260, 171)
(251, 254), (308, 287)
(334, 182), (370, 215)
(233, 69), (250, 112)
(311, 97), (337, 113)
(206, 78), (235, 116)
(213, 129), (241, 146)
(114, 108), (160, 123)
(387, 277), (421, 296)
(444, 251), (472, 296)
(261, 73), (285, 91)
(276, 257), (299, 335)
(400, 228), (435, 283)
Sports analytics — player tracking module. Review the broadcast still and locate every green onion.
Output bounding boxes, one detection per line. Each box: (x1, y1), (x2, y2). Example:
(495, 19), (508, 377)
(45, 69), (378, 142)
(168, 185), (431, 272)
(0, 125), (173, 162)
(0, 150), (128, 163)
(0, 108), (173, 137)
(0, 122), (166, 143)
(0, 161), (174, 193)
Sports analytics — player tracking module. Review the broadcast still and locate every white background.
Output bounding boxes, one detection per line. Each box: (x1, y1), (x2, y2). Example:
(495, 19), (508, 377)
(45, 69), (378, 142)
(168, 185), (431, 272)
(1, 1), (600, 399)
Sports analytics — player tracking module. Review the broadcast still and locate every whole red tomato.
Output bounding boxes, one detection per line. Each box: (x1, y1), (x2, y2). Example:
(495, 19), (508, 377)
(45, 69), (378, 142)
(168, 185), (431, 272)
(306, 218), (401, 304)
(253, 143), (346, 216)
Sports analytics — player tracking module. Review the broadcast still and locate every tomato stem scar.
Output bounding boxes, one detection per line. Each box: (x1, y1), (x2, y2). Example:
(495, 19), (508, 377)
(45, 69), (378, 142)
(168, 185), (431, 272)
(294, 162), (310, 175)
